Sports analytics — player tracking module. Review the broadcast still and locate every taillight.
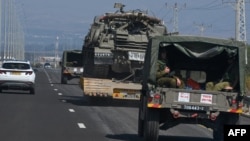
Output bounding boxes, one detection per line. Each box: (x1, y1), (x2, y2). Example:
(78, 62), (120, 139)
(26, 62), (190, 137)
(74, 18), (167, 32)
(228, 97), (243, 113)
(0, 70), (6, 74)
(25, 71), (33, 75)
(154, 93), (161, 99)
(147, 90), (163, 108)
(148, 91), (161, 104)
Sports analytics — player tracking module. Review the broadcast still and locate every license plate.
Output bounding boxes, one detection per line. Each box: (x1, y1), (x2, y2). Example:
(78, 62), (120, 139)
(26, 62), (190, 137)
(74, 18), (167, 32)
(113, 88), (140, 100)
(11, 72), (21, 75)
(181, 105), (208, 111)
(128, 51), (145, 61)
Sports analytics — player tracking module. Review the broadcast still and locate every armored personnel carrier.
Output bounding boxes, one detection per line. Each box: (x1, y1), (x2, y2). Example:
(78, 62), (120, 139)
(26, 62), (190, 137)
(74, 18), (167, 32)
(82, 3), (167, 82)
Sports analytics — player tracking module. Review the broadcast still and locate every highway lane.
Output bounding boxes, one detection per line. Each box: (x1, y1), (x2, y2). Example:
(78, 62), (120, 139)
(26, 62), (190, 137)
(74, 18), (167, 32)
(0, 68), (249, 141)
(0, 68), (112, 141)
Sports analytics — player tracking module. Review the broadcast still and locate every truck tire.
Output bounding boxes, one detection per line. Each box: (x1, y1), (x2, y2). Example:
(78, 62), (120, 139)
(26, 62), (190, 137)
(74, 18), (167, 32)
(213, 124), (223, 141)
(144, 108), (159, 141)
(213, 113), (239, 141)
(226, 113), (240, 125)
(138, 94), (147, 137)
(61, 75), (68, 84)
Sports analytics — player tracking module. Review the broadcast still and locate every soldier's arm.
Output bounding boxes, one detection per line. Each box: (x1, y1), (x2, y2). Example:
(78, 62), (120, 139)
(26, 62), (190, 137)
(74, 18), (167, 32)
(156, 63), (169, 79)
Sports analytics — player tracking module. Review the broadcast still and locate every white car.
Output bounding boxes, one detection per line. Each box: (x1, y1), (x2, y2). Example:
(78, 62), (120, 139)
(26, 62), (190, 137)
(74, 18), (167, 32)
(0, 60), (36, 94)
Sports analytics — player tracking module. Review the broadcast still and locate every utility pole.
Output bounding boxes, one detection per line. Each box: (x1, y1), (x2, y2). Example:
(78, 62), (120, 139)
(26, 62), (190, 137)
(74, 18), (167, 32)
(223, 0), (248, 64)
(54, 36), (59, 68)
(194, 23), (212, 36)
(0, 0), (2, 60)
(166, 2), (186, 33)
(235, 0), (247, 43)
(223, 0), (247, 43)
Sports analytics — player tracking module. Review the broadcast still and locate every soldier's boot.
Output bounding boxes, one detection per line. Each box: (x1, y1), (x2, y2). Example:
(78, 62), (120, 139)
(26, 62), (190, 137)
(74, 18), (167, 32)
(213, 82), (230, 91)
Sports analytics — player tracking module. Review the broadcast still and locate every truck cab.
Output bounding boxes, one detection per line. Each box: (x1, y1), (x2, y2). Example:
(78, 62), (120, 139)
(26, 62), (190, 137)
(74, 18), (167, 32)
(138, 35), (247, 141)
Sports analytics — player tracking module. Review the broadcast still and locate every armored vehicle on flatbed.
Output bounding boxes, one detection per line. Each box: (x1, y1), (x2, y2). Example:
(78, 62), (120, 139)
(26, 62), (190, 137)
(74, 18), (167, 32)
(80, 3), (167, 100)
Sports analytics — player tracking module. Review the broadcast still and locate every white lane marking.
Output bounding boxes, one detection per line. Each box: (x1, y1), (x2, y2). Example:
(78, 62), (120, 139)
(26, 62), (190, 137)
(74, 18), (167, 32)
(61, 100), (66, 103)
(54, 89), (58, 91)
(58, 93), (62, 95)
(78, 123), (86, 129)
(69, 109), (75, 112)
(44, 69), (54, 85)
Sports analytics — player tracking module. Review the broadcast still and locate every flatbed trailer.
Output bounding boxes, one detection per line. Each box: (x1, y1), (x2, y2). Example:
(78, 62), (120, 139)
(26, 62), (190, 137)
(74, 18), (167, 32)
(80, 77), (141, 100)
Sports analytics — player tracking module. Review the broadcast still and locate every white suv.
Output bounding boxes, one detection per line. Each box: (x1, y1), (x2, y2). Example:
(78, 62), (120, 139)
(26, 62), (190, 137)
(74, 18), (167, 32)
(0, 60), (36, 94)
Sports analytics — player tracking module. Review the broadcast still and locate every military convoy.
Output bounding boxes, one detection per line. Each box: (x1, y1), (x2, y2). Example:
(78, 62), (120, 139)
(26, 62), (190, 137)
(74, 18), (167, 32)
(138, 35), (247, 141)
(57, 3), (250, 140)
(80, 3), (167, 100)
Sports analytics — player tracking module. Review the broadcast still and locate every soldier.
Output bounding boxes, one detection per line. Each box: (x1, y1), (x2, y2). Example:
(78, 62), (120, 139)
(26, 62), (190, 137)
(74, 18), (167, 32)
(156, 48), (185, 88)
(206, 56), (239, 91)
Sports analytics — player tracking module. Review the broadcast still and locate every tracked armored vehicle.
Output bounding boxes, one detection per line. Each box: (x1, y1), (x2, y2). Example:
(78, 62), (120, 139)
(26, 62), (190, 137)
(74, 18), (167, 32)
(80, 3), (167, 100)
(82, 3), (167, 80)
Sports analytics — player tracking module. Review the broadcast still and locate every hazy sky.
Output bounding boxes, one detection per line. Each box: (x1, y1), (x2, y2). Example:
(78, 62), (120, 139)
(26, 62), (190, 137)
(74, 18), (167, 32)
(19, 0), (250, 44)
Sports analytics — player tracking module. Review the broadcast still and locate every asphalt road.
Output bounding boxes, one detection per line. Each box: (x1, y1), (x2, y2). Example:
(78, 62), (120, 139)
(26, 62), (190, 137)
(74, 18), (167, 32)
(0, 68), (249, 141)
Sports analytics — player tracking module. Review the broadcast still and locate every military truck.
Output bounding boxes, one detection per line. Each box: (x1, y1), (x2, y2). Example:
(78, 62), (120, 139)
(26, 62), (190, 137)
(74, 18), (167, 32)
(80, 3), (167, 100)
(60, 50), (83, 84)
(138, 35), (247, 141)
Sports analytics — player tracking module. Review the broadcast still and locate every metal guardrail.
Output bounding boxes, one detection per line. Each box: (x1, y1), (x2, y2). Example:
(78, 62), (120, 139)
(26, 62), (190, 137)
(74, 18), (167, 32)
(242, 96), (250, 117)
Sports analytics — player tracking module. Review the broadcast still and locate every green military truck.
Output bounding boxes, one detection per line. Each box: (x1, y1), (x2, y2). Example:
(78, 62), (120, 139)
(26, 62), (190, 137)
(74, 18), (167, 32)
(60, 50), (83, 84)
(138, 35), (247, 141)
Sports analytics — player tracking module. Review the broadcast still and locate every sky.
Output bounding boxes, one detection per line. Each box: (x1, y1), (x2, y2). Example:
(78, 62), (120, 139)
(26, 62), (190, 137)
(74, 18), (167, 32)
(18, 0), (250, 45)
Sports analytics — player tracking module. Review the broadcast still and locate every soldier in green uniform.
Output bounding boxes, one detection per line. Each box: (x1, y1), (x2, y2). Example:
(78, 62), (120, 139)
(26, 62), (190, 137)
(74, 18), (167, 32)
(206, 56), (239, 91)
(156, 48), (185, 88)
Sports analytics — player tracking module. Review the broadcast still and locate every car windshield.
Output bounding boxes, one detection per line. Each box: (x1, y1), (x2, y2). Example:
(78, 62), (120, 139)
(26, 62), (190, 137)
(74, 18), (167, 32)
(2, 63), (30, 70)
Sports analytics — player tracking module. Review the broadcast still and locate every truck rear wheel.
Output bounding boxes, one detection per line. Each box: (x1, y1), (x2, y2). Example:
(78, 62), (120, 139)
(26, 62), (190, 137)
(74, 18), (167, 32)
(144, 108), (159, 141)
(213, 113), (240, 141)
(138, 94), (147, 137)
(213, 122), (223, 141)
